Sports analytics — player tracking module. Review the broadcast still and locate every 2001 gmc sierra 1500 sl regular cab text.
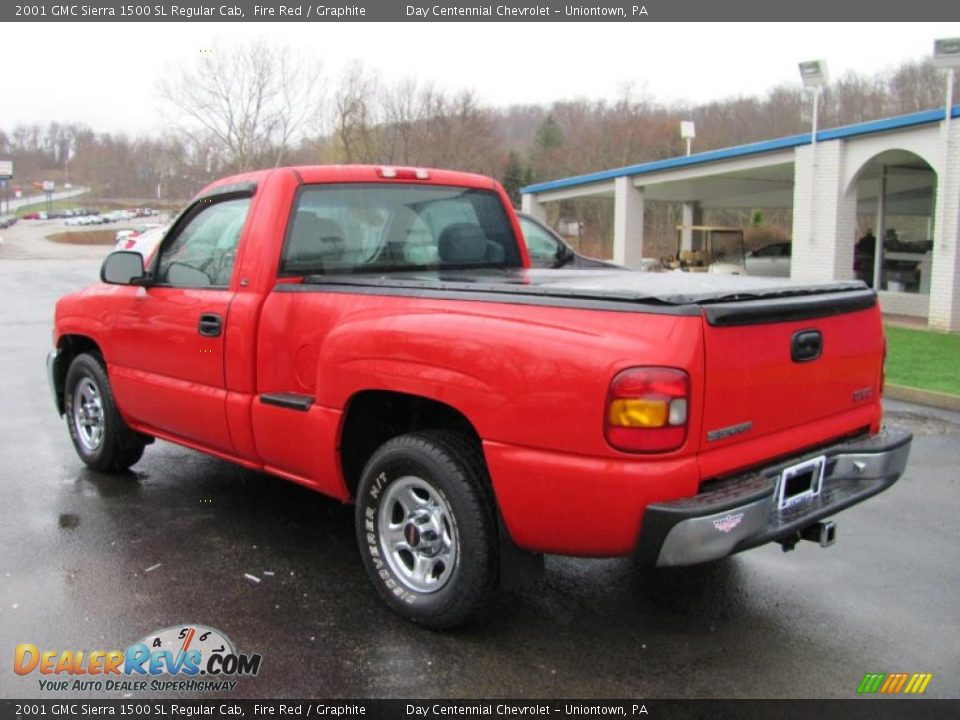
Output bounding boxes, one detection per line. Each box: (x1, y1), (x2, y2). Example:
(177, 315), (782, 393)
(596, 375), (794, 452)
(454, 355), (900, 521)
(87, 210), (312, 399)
(47, 165), (912, 628)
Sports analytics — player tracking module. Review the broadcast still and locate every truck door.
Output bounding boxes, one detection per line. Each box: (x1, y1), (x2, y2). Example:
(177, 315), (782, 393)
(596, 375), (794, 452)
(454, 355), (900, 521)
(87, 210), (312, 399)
(108, 193), (253, 454)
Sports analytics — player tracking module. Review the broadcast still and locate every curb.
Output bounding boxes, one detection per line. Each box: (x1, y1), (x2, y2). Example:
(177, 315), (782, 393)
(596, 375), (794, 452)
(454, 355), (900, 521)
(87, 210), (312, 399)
(884, 384), (960, 412)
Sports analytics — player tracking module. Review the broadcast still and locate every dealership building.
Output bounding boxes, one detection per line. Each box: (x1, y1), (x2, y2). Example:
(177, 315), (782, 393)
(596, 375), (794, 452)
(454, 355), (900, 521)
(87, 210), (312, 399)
(521, 105), (960, 332)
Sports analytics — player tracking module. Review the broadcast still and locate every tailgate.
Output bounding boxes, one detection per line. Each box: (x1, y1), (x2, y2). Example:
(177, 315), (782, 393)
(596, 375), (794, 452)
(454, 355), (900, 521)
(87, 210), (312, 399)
(698, 289), (883, 455)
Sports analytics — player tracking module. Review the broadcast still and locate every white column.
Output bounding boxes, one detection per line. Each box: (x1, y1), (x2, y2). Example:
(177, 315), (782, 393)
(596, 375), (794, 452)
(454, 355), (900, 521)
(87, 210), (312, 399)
(872, 169), (887, 290)
(790, 140), (857, 283)
(520, 193), (546, 222)
(928, 118), (960, 332)
(680, 202), (701, 252)
(613, 177), (645, 268)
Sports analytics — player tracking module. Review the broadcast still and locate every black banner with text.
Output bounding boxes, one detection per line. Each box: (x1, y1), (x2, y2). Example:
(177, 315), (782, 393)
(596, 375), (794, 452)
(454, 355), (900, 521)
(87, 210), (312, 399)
(5, 0), (960, 23)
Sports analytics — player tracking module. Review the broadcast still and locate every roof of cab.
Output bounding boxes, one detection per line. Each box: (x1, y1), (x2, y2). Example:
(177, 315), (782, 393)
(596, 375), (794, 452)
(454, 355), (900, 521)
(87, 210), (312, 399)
(291, 165), (498, 189)
(194, 165), (498, 200)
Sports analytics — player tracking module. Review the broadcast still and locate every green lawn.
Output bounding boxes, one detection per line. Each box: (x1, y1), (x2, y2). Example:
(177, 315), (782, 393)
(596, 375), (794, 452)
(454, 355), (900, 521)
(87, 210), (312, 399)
(14, 198), (89, 217)
(885, 325), (960, 396)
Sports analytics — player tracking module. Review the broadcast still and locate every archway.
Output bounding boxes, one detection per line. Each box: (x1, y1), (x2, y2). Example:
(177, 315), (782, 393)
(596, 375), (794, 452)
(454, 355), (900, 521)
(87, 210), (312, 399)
(848, 150), (936, 313)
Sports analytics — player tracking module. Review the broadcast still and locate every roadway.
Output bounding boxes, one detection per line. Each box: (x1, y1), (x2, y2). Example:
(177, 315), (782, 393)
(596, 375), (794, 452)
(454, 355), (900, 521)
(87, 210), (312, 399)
(1, 186), (89, 214)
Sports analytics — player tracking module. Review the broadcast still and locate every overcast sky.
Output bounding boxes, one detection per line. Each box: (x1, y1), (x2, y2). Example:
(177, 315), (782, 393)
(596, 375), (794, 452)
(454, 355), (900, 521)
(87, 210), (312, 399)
(6, 22), (960, 136)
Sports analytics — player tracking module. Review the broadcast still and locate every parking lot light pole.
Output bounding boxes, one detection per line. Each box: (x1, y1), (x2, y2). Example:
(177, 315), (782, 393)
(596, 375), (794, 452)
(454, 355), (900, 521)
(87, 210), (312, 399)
(799, 60), (828, 247)
(680, 121), (695, 156)
(934, 38), (960, 131)
(933, 38), (960, 251)
(799, 60), (828, 148)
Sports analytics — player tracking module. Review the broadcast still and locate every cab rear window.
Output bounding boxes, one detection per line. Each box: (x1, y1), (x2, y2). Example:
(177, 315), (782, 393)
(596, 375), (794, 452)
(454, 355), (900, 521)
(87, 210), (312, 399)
(280, 184), (520, 275)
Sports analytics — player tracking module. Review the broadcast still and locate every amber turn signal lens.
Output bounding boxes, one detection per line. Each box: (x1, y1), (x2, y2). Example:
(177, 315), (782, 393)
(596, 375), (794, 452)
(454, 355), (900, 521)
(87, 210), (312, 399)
(608, 398), (669, 428)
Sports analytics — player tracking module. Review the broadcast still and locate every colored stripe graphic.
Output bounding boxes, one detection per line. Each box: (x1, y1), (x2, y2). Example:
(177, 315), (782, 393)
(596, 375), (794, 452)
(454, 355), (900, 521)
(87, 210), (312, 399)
(904, 673), (933, 694)
(857, 672), (932, 694)
(857, 673), (886, 694)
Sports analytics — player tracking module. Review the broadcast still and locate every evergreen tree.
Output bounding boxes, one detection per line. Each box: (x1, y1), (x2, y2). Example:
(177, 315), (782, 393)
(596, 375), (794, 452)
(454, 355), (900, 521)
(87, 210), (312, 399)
(501, 151), (527, 205)
(534, 114), (564, 151)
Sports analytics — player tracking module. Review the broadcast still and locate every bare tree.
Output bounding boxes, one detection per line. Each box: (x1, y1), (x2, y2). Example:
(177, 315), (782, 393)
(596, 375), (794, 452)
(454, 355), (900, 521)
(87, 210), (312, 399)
(331, 63), (379, 164)
(159, 40), (325, 172)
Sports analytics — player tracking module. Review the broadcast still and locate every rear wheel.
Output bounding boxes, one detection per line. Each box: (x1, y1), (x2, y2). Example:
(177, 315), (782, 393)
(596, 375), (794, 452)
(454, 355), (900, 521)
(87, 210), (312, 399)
(355, 431), (498, 629)
(64, 352), (145, 472)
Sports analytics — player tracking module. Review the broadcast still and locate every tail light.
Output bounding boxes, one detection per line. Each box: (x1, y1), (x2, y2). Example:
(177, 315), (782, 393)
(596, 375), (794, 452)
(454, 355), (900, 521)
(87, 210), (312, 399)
(605, 367), (689, 453)
(880, 336), (887, 394)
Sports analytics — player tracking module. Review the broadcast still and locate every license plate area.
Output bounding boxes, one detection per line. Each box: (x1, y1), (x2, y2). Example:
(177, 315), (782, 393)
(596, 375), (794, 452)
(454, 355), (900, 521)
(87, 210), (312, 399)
(776, 455), (826, 510)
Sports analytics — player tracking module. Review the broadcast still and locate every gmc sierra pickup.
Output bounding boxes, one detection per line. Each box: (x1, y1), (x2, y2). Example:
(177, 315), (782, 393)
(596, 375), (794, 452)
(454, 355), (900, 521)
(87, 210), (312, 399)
(48, 165), (912, 628)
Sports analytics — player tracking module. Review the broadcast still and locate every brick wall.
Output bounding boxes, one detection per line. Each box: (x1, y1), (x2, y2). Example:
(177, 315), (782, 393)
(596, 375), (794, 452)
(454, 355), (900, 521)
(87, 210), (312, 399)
(790, 140), (857, 283)
(928, 120), (960, 332)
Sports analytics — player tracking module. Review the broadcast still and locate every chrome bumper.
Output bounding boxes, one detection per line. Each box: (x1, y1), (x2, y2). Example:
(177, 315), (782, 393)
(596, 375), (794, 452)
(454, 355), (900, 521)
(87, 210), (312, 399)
(637, 428), (912, 567)
(47, 348), (64, 415)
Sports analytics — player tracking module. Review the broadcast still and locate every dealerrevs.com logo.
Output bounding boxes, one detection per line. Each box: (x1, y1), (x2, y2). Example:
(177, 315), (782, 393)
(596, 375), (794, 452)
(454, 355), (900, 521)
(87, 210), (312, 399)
(14, 624), (262, 693)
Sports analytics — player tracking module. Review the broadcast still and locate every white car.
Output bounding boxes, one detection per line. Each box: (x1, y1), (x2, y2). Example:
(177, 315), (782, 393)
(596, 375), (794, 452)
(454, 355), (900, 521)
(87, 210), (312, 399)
(114, 225), (166, 258)
(745, 242), (792, 277)
(116, 223), (162, 242)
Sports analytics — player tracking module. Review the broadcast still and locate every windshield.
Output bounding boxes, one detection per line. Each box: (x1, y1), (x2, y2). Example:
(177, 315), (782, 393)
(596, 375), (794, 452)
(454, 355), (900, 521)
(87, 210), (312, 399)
(281, 183), (521, 275)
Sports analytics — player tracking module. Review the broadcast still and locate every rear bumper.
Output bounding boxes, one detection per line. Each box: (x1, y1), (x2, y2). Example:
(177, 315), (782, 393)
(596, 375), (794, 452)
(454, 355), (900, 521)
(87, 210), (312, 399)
(636, 427), (912, 567)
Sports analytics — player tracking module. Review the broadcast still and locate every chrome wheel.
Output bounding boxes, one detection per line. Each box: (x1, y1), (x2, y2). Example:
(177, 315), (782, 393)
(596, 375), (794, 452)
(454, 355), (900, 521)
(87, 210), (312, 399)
(378, 475), (459, 594)
(72, 377), (104, 452)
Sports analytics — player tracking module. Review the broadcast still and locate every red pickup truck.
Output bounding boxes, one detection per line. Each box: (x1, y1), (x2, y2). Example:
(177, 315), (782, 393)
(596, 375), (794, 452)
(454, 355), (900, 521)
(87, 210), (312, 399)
(48, 165), (911, 628)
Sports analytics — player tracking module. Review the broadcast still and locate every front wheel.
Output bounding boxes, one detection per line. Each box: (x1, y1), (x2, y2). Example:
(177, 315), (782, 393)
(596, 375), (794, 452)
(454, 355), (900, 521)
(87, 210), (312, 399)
(355, 431), (498, 629)
(63, 352), (145, 472)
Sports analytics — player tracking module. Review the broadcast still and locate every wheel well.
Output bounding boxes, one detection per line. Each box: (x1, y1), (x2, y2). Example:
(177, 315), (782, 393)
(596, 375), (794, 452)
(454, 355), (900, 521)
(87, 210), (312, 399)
(53, 335), (103, 413)
(339, 391), (482, 499)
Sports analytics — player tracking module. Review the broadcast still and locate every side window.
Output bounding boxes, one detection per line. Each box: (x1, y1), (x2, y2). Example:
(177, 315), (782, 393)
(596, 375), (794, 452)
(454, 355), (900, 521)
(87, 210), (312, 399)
(754, 244), (775, 257)
(156, 197), (251, 288)
(519, 216), (561, 262)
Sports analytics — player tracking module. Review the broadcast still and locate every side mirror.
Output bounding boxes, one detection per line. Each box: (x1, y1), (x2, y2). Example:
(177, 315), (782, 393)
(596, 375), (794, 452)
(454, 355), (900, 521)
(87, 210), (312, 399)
(554, 243), (576, 267)
(101, 251), (146, 285)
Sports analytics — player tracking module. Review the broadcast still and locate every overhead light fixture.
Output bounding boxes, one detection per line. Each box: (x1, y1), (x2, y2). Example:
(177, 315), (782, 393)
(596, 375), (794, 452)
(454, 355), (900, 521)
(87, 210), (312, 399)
(798, 60), (829, 89)
(933, 37), (960, 69)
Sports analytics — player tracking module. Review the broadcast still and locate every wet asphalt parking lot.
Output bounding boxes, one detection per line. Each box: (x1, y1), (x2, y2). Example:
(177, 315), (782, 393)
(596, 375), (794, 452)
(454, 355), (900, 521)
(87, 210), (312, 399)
(0, 242), (958, 700)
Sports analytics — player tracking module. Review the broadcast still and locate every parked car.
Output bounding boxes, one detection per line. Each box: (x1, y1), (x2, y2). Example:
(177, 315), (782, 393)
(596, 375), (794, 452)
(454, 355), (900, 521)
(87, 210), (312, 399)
(745, 241), (792, 277)
(48, 165), (911, 629)
(517, 211), (618, 269)
(116, 223), (162, 242)
(0, 215), (17, 229)
(114, 225), (165, 256)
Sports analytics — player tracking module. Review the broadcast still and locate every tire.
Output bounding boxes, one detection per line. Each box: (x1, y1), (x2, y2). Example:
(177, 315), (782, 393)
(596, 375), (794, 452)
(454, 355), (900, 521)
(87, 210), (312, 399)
(63, 352), (145, 472)
(355, 431), (498, 629)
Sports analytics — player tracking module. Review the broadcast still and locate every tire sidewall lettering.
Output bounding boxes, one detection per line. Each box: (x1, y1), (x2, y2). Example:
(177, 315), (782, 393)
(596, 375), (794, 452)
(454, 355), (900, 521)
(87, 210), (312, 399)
(363, 464), (441, 606)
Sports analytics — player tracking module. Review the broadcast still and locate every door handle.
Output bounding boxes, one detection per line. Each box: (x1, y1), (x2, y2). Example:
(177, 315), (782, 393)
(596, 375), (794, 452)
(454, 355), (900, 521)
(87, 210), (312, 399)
(791, 329), (822, 363)
(198, 313), (223, 337)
